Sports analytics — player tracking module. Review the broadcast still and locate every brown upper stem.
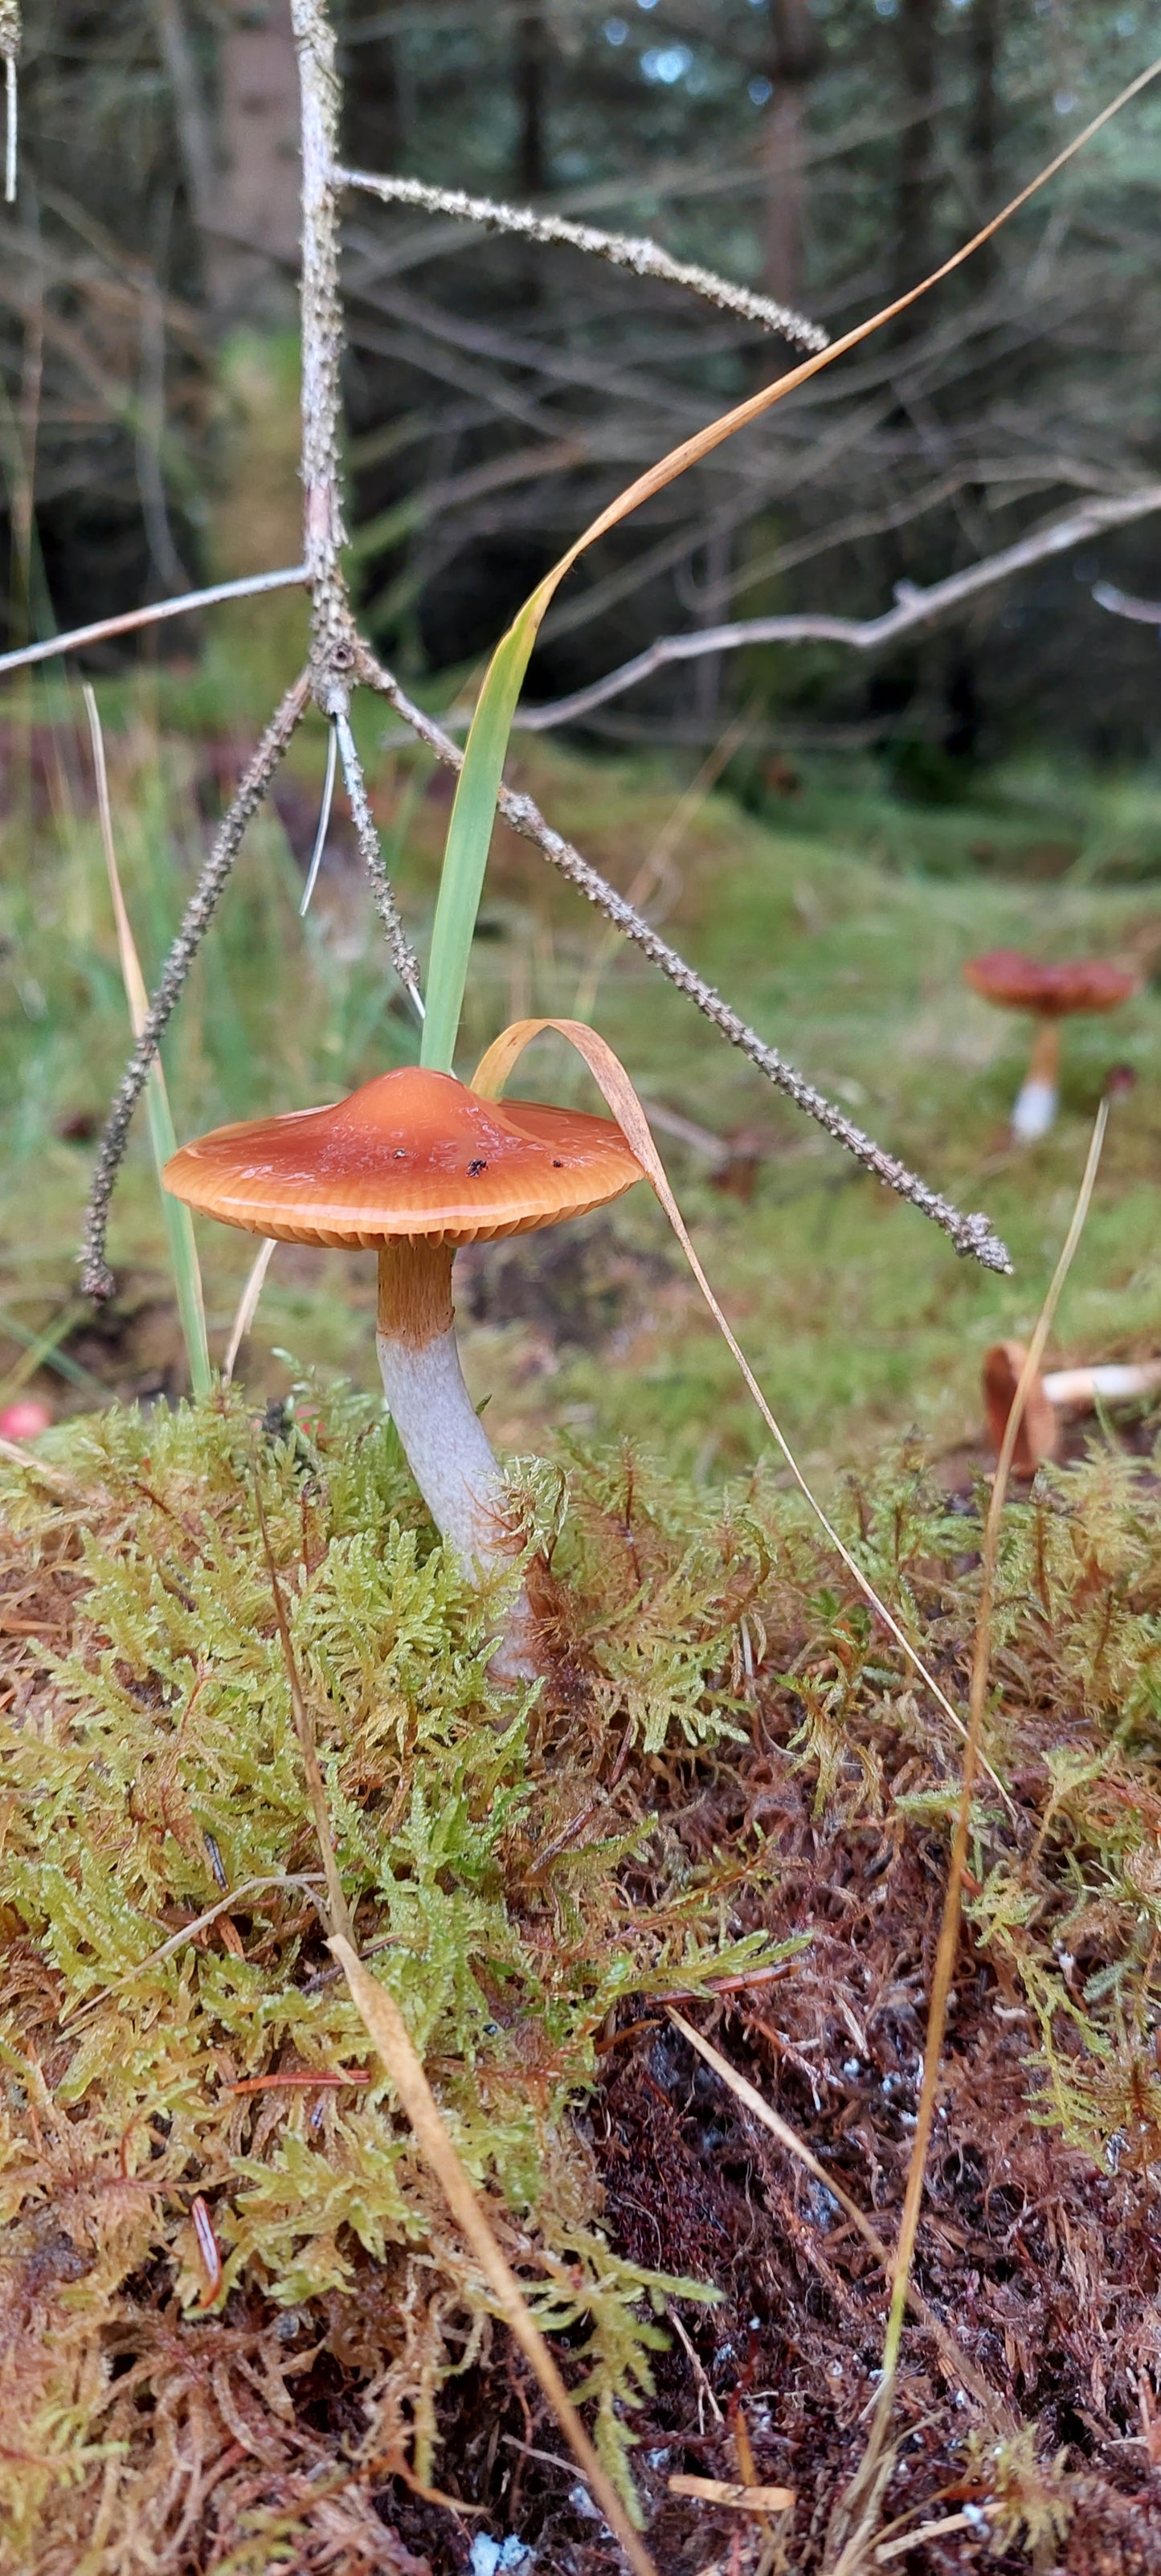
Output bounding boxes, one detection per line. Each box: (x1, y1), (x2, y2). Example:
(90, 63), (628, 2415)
(377, 1240), (455, 1347)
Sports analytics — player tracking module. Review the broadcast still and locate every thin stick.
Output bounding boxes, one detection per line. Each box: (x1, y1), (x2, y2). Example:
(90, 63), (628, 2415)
(332, 701), (423, 1012)
(0, 565), (307, 681)
(514, 489), (1161, 730)
(880, 1098), (1110, 2393)
(80, 670), (311, 1298)
(822, 1109), (1111, 2574)
(360, 648), (1011, 1276)
(251, 1469), (354, 1944)
(4, 50), (14, 205)
(298, 717), (337, 915)
(1093, 578), (1161, 628)
(329, 1935), (660, 2576)
(666, 2012), (1008, 2427)
(338, 168), (828, 354)
(58, 1875), (327, 2029)
(223, 1238), (276, 1384)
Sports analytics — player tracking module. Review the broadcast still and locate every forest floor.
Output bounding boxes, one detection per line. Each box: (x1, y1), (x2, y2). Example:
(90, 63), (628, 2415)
(6, 690), (1161, 2574)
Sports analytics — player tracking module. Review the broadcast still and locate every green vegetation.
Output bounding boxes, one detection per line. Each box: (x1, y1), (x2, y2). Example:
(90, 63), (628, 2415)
(4, 697), (1161, 1484)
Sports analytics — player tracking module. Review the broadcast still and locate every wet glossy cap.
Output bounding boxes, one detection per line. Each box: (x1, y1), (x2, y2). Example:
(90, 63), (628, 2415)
(163, 1065), (644, 1249)
(964, 951), (1138, 1018)
(982, 1340), (1059, 1476)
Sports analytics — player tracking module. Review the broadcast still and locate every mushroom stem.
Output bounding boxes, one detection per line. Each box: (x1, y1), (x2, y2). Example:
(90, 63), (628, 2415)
(1011, 1017), (1060, 1144)
(375, 1241), (538, 1677)
(1043, 1359), (1161, 1410)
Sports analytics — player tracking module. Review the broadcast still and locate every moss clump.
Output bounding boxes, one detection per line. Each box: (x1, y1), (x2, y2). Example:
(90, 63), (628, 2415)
(0, 1387), (787, 2570)
(6, 1399), (1161, 2570)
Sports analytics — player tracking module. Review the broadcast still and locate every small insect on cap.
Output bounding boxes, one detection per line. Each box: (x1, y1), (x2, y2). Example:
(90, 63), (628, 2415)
(162, 1065), (644, 1249)
(964, 951), (1139, 1018)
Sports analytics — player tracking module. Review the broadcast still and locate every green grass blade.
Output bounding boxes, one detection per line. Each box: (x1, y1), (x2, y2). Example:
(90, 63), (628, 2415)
(420, 611), (545, 1072)
(83, 685), (212, 1400)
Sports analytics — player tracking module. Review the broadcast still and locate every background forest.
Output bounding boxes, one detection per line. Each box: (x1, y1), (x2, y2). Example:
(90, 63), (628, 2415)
(2, 0), (1161, 1475)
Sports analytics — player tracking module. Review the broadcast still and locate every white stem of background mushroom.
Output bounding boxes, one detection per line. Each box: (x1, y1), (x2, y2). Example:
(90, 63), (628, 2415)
(1043, 1358), (1161, 1409)
(1011, 1020), (1060, 1145)
(375, 1241), (537, 1679)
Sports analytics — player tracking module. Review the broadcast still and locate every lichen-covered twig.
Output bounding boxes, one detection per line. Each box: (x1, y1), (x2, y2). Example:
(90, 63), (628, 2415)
(338, 166), (829, 356)
(513, 486), (1161, 730)
(80, 672), (311, 1298)
(0, 565), (307, 679)
(1, 0), (19, 205)
(332, 702), (423, 1013)
(357, 644), (1011, 1274)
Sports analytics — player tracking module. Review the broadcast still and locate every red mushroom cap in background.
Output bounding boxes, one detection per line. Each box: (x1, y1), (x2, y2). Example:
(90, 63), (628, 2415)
(964, 951), (1139, 1018)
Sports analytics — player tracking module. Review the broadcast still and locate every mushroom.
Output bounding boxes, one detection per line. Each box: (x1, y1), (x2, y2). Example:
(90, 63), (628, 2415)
(164, 1065), (644, 1678)
(963, 951), (1138, 1144)
(983, 1339), (1161, 1474)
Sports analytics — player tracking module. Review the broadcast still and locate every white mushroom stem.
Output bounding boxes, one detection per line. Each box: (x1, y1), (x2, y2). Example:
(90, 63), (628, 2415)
(1043, 1359), (1161, 1410)
(376, 1241), (538, 1679)
(1010, 1018), (1061, 1145)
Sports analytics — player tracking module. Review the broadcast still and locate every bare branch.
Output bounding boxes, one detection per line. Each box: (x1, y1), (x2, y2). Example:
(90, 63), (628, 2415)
(513, 485), (1161, 730)
(332, 700), (424, 1015)
(1093, 579), (1161, 628)
(0, 564), (307, 679)
(80, 672), (312, 1299)
(337, 167), (829, 356)
(356, 643), (1011, 1276)
(2, 2), (18, 206)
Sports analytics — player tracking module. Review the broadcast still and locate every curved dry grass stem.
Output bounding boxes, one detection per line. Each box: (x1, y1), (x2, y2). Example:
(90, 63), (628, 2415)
(824, 1103), (1110, 2575)
(330, 1936), (660, 2576)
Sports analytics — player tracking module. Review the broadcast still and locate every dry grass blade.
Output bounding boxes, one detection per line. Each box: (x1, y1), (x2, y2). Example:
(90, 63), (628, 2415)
(223, 1238), (276, 1384)
(329, 1934), (660, 2576)
(824, 1102), (1110, 2574)
(473, 1019), (1013, 1811)
(665, 2011), (1006, 2426)
(83, 683), (211, 1396)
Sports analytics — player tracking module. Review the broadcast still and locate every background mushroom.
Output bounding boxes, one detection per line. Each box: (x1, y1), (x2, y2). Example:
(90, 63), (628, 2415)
(164, 1065), (644, 1678)
(963, 951), (1138, 1143)
(983, 1338), (1161, 1474)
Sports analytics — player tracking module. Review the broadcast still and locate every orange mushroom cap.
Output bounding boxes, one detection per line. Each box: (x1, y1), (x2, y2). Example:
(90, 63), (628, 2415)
(163, 1065), (645, 1249)
(963, 951), (1138, 1018)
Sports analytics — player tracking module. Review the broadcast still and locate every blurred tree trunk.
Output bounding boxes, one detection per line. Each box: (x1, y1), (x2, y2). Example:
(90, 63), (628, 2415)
(155, 0), (300, 324)
(762, 0), (824, 313)
(515, 6), (548, 198)
(893, 0), (938, 295)
(968, 0), (1000, 205)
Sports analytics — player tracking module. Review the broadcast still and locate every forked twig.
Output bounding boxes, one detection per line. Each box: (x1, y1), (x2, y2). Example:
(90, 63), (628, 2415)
(332, 701), (423, 1012)
(362, 644), (1012, 1275)
(0, 563), (307, 679)
(338, 166), (828, 354)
